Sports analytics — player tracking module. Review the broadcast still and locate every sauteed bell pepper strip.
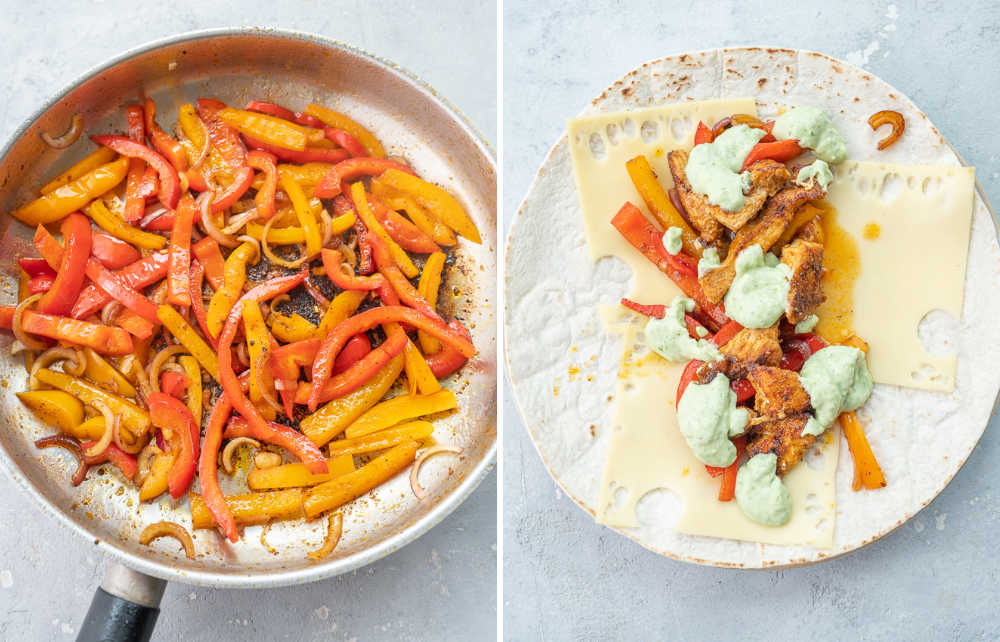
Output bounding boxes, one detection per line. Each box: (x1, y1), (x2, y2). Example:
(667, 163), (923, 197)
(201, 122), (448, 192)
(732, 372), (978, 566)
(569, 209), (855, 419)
(245, 100), (298, 122)
(416, 251), (447, 354)
(217, 108), (317, 151)
(246, 150), (278, 219)
(366, 220), (442, 321)
(84, 199), (167, 250)
(72, 251), (169, 319)
(191, 237), (226, 290)
(611, 202), (728, 330)
(188, 263), (217, 349)
(740, 139), (804, 171)
(297, 325), (409, 407)
(209, 166), (255, 214)
(242, 299), (276, 420)
(424, 320), (472, 379)
(371, 178), (458, 246)
(28, 274), (54, 294)
(840, 411), (886, 489)
(178, 355), (202, 426)
(345, 389), (456, 439)
(139, 449), (173, 501)
(693, 121), (714, 146)
(91, 231), (141, 269)
(81, 442), (139, 480)
(33, 369), (149, 435)
(84, 258), (160, 323)
(314, 158), (415, 199)
(123, 105), (149, 223)
(333, 334), (372, 375)
(324, 128), (368, 158)
(717, 436), (746, 501)
(402, 340), (442, 395)
(160, 371), (189, 399)
(317, 290), (367, 337)
(143, 97), (189, 173)
(83, 348), (137, 399)
(280, 173), (323, 258)
(268, 312), (317, 343)
(304, 441), (419, 518)
(40, 147), (118, 195)
(177, 103), (208, 165)
(242, 133), (350, 165)
(18, 258), (56, 277)
(303, 104), (386, 157)
(711, 320), (744, 347)
(321, 248), (385, 291)
(91, 135), (180, 209)
(11, 157), (129, 226)
(167, 195), (196, 306)
(36, 213), (91, 316)
(625, 155), (701, 257)
(369, 195), (440, 254)
(377, 169), (482, 244)
(620, 298), (666, 319)
(19, 312), (134, 356)
(147, 392), (199, 499)
(199, 389), (239, 541)
(156, 304), (220, 382)
(351, 182), (419, 278)
(190, 489), (304, 530)
(206, 241), (256, 338)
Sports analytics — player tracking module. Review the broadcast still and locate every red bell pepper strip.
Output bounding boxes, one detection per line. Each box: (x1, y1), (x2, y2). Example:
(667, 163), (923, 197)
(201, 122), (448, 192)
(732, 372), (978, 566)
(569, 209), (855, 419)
(18, 258), (55, 277)
(33, 225), (65, 270)
(91, 135), (180, 209)
(123, 105), (148, 223)
(91, 231), (141, 269)
(20, 311), (133, 355)
(137, 166), (159, 200)
(684, 314), (708, 340)
(199, 390), (238, 542)
(144, 97), (189, 173)
(779, 337), (812, 372)
(730, 378), (756, 404)
(196, 98), (247, 167)
(759, 121), (776, 143)
(675, 359), (703, 406)
(741, 139), (804, 171)
(313, 157), (416, 199)
(333, 334), (372, 375)
(353, 218), (374, 275)
(81, 442), (138, 480)
(28, 274), (54, 294)
(693, 121), (714, 146)
(321, 248), (385, 291)
(37, 213), (91, 316)
(189, 262), (217, 349)
(611, 202), (729, 331)
(801, 333), (827, 354)
(367, 231), (443, 323)
(369, 195), (440, 254)
(148, 391), (198, 499)
(324, 128), (368, 158)
(72, 251), (169, 319)
(0, 306), (14, 329)
(161, 371), (190, 399)
(717, 436), (746, 501)
(191, 238), (226, 290)
(424, 320), (472, 379)
(244, 101), (324, 129)
(241, 133), (350, 164)
(209, 166), (254, 214)
(85, 259), (160, 323)
(710, 320), (744, 347)
(619, 297), (666, 319)
(269, 337), (321, 416)
(308, 306), (474, 410)
(167, 196), (196, 306)
(246, 150), (278, 219)
(223, 416), (331, 469)
(114, 308), (155, 340)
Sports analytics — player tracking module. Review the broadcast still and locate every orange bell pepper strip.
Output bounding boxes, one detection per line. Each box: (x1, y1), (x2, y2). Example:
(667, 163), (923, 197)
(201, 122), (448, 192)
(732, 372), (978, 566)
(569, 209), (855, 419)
(246, 150), (278, 219)
(167, 195), (196, 306)
(307, 306), (474, 411)
(369, 195), (440, 254)
(148, 392), (199, 498)
(36, 213), (91, 316)
(22, 312), (133, 356)
(424, 320), (472, 379)
(351, 182), (418, 277)
(242, 133), (350, 165)
(12, 157), (129, 226)
(625, 155), (701, 257)
(188, 262), (216, 349)
(72, 251), (169, 319)
(191, 237), (226, 290)
(303, 104), (386, 158)
(91, 135), (180, 209)
(313, 157), (415, 199)
(717, 436), (746, 502)
(91, 231), (141, 269)
(377, 169), (481, 244)
(303, 441), (418, 519)
(84, 258), (160, 323)
(40, 147), (118, 195)
(324, 127), (368, 158)
(416, 252), (446, 354)
(199, 390), (239, 541)
(321, 248), (385, 291)
(693, 121), (714, 146)
(711, 320), (744, 347)
(344, 389), (455, 439)
(160, 371), (190, 399)
(216, 108), (319, 151)
(123, 105), (149, 223)
(367, 227), (442, 323)
(143, 97), (189, 173)
(370, 178), (458, 247)
(333, 334), (372, 375)
(741, 139), (804, 171)
(190, 489), (304, 529)
(840, 411), (887, 490)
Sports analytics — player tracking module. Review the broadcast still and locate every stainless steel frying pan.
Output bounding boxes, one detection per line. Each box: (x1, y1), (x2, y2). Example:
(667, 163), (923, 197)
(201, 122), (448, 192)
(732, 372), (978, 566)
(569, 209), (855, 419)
(0, 28), (496, 640)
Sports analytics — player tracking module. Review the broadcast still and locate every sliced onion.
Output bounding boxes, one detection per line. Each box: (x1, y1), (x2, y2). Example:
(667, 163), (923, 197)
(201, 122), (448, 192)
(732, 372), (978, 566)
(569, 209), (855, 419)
(260, 522), (279, 556)
(101, 300), (122, 326)
(409, 446), (463, 500)
(13, 294), (48, 351)
(254, 351), (283, 415)
(320, 208), (334, 247)
(338, 242), (356, 271)
(221, 436), (260, 475)
(121, 355), (152, 401)
(196, 191), (238, 248)
(139, 521), (195, 560)
(261, 214), (309, 268)
(10, 340), (28, 356)
(139, 204), (169, 229)
(235, 342), (251, 369)
(84, 401), (115, 458)
(41, 114), (84, 149)
(268, 294), (290, 316)
(223, 208), (259, 234)
(35, 434), (89, 486)
(306, 512), (343, 560)
(29, 347), (85, 390)
(148, 345), (187, 393)
(303, 277), (330, 309)
(114, 413), (143, 454)
(136, 441), (159, 481)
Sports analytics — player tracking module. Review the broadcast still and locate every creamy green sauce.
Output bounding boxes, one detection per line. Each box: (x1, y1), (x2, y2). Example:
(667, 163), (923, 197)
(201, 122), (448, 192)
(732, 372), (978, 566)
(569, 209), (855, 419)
(677, 373), (749, 467)
(735, 453), (792, 526)
(695, 325), (708, 338)
(685, 125), (766, 211)
(795, 314), (819, 334)
(645, 297), (722, 363)
(697, 247), (721, 277)
(723, 245), (791, 328)
(773, 106), (848, 164)
(799, 346), (874, 436)
(795, 159), (834, 190)
(663, 226), (683, 255)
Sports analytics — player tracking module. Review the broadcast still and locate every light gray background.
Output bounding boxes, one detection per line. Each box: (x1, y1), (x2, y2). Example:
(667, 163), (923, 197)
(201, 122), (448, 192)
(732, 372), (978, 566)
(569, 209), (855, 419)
(504, 1), (1000, 640)
(0, 2), (496, 641)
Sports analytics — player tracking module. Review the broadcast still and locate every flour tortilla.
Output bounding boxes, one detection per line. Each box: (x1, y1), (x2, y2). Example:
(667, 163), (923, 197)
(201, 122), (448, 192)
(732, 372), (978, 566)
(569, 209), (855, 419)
(504, 47), (1000, 568)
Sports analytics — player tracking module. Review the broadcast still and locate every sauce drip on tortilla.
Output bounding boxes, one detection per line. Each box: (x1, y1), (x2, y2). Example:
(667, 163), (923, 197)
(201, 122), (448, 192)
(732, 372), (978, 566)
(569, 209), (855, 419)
(812, 200), (860, 343)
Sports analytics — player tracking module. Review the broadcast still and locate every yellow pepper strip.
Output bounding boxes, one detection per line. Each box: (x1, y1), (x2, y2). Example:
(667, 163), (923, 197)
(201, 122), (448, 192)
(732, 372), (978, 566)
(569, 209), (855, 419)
(247, 454), (355, 491)
(13, 157), (129, 226)
(177, 103), (207, 165)
(301, 353), (405, 446)
(178, 355), (202, 427)
(316, 290), (366, 337)
(378, 169), (481, 244)
(84, 348), (137, 398)
(268, 312), (318, 343)
(304, 441), (418, 518)
(217, 108), (316, 151)
(417, 251), (446, 354)
(625, 155), (701, 258)
(370, 178), (457, 246)
(191, 489), (304, 529)
(206, 242), (255, 338)
(17, 390), (84, 434)
(139, 446), (173, 501)
(303, 104), (386, 157)
(279, 174), (323, 258)
(344, 390), (457, 439)
(350, 181), (418, 278)
(403, 340), (442, 396)
(242, 300), (276, 420)
(328, 211), (357, 235)
(34, 368), (150, 436)
(69, 416), (111, 442)
(326, 420), (434, 458)
(245, 222), (308, 245)
(157, 305), (220, 382)
(40, 147), (118, 195)
(280, 162), (334, 186)
(85, 199), (167, 250)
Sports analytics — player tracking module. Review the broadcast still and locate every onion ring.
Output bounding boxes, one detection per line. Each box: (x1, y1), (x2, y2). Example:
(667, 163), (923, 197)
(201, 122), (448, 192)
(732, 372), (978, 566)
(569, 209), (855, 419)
(196, 191), (239, 248)
(221, 436), (260, 475)
(409, 445), (463, 500)
(235, 342), (251, 369)
(35, 435), (89, 486)
(223, 208), (259, 234)
(139, 521), (196, 560)
(268, 294), (290, 316)
(254, 350), (283, 415)
(13, 294), (48, 351)
(306, 512), (343, 560)
(303, 277), (330, 309)
(101, 300), (123, 326)
(868, 109), (905, 150)
(84, 400), (116, 458)
(148, 345), (188, 394)
(41, 113), (84, 149)
(320, 208), (334, 247)
(261, 214), (309, 268)
(29, 347), (85, 390)
(139, 204), (169, 229)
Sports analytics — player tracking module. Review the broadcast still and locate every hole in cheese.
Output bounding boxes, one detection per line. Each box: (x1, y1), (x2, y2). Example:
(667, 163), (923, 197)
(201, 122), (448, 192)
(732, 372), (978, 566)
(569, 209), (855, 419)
(635, 487), (683, 528)
(878, 172), (903, 204)
(606, 122), (621, 146)
(621, 118), (636, 138)
(669, 115), (694, 142)
(640, 120), (659, 144)
(918, 309), (959, 357)
(588, 132), (607, 160)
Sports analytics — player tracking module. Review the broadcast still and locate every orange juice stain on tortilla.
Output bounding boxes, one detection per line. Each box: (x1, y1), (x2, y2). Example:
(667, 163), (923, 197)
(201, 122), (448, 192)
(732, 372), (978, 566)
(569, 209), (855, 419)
(812, 200), (860, 343)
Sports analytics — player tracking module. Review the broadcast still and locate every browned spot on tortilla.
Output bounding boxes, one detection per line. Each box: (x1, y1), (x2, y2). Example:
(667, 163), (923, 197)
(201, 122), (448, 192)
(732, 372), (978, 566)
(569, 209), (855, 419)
(752, 64), (760, 70)
(622, 86), (633, 97)
(833, 64), (843, 73)
(853, 97), (860, 102)
(889, 92), (897, 99)
(589, 425), (596, 437)
(758, 78), (767, 88)
(727, 68), (743, 78)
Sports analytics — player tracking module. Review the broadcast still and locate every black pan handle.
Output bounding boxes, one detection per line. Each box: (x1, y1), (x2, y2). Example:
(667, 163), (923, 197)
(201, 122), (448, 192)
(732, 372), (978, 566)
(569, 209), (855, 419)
(77, 562), (166, 642)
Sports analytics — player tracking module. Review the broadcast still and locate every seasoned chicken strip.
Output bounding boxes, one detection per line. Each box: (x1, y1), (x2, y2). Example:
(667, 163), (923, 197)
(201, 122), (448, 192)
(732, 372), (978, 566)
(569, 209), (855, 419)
(792, 217), (824, 245)
(667, 150), (725, 242)
(748, 365), (812, 418)
(746, 414), (815, 476)
(699, 182), (826, 303)
(720, 326), (782, 367)
(781, 239), (825, 324)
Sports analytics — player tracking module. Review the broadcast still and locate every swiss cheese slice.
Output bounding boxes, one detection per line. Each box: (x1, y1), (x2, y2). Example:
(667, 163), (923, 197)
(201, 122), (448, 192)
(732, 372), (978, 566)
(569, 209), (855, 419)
(824, 161), (974, 392)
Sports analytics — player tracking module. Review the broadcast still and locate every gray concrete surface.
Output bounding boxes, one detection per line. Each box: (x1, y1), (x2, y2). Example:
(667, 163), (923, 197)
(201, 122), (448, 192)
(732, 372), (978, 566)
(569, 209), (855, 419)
(503, 1), (1000, 640)
(0, 1), (496, 640)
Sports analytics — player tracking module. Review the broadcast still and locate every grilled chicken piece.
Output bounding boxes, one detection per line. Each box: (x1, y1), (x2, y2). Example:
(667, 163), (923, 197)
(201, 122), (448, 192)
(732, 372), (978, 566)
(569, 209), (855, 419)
(667, 150), (725, 242)
(781, 239), (825, 324)
(720, 326), (782, 368)
(698, 182), (827, 303)
(747, 414), (815, 476)
(748, 365), (812, 418)
(792, 217), (824, 244)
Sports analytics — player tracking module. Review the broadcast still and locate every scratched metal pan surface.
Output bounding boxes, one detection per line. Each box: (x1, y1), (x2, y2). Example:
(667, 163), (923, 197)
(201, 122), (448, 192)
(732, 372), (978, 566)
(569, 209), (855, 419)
(0, 28), (497, 589)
